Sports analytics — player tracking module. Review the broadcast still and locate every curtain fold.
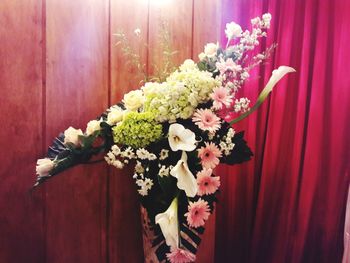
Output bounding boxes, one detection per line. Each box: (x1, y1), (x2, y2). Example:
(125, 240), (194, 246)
(215, 0), (350, 262)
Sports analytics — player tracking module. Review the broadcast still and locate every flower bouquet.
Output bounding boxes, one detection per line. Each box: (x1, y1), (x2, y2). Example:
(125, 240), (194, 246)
(34, 14), (294, 263)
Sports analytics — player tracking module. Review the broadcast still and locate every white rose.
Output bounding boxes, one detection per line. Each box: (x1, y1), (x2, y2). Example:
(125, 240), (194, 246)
(179, 59), (196, 71)
(107, 106), (124, 125)
(86, 119), (101, 136)
(204, 43), (218, 58)
(198, 52), (206, 61)
(123, 90), (144, 111)
(36, 158), (54, 177)
(64, 126), (83, 146)
(225, 22), (242, 39)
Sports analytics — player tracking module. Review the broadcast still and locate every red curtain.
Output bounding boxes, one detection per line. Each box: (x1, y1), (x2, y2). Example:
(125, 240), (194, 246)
(215, 0), (350, 262)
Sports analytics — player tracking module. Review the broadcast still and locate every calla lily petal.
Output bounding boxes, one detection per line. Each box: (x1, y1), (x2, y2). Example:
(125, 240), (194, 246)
(230, 66), (296, 124)
(155, 197), (179, 249)
(168, 123), (196, 152)
(170, 151), (198, 197)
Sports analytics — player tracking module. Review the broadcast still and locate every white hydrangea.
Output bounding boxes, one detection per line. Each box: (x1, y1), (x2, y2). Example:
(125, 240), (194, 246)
(143, 61), (220, 122)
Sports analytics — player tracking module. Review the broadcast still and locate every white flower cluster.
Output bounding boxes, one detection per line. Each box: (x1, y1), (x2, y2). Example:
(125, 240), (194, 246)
(251, 13), (272, 29)
(105, 144), (159, 196)
(104, 145), (137, 169)
(133, 161), (154, 196)
(223, 13), (272, 63)
(136, 177), (154, 196)
(159, 149), (169, 160)
(234, 97), (251, 113)
(105, 149), (124, 169)
(136, 148), (157, 160)
(143, 60), (220, 122)
(219, 128), (236, 156)
(158, 165), (171, 177)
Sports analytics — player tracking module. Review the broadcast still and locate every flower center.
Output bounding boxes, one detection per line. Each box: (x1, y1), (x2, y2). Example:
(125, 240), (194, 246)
(205, 118), (211, 123)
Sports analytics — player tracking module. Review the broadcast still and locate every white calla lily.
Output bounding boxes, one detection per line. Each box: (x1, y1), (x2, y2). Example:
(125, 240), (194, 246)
(168, 123), (196, 152)
(230, 66), (296, 124)
(155, 197), (179, 249)
(170, 151), (198, 197)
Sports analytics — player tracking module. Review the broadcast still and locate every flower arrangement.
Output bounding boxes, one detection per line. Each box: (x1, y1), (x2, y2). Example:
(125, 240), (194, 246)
(34, 13), (294, 263)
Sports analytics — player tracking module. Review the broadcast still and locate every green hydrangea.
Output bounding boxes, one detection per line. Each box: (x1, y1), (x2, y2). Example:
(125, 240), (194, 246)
(112, 111), (163, 148)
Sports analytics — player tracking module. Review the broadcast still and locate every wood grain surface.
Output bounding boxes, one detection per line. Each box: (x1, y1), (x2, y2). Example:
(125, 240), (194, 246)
(45, 0), (109, 262)
(0, 1), (45, 262)
(109, 0), (148, 262)
(0, 1), (218, 262)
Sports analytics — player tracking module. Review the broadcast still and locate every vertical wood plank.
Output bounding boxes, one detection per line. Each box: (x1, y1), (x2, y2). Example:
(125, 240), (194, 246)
(109, 0), (148, 262)
(148, 0), (193, 74)
(0, 1), (45, 262)
(192, 1), (222, 262)
(192, 0), (222, 59)
(45, 0), (109, 262)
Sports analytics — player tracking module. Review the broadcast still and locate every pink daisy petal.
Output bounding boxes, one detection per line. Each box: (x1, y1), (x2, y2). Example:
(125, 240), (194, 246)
(198, 142), (222, 169)
(215, 58), (242, 75)
(166, 248), (196, 263)
(184, 199), (211, 228)
(210, 86), (233, 110)
(197, 169), (221, 196)
(192, 109), (221, 133)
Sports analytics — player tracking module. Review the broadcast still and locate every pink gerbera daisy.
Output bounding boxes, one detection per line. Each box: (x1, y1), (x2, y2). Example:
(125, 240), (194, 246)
(215, 58), (242, 75)
(166, 247), (196, 263)
(185, 199), (211, 228)
(197, 142), (222, 169)
(197, 168), (221, 196)
(192, 109), (221, 132)
(210, 86), (233, 110)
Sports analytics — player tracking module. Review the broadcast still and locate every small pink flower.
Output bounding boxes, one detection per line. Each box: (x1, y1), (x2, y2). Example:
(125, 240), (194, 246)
(197, 169), (221, 196)
(185, 199), (211, 228)
(210, 86), (233, 110)
(198, 142), (222, 169)
(215, 58), (242, 75)
(166, 248), (196, 263)
(192, 109), (221, 133)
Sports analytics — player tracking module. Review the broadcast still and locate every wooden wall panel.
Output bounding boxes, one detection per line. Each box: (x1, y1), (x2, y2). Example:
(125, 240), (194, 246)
(192, 0), (222, 59)
(45, 0), (109, 262)
(109, 0), (148, 262)
(148, 0), (194, 74)
(0, 1), (45, 262)
(0, 1), (221, 262)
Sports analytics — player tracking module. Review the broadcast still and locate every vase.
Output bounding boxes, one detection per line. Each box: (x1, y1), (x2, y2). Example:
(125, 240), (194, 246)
(140, 206), (162, 263)
(140, 206), (215, 263)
